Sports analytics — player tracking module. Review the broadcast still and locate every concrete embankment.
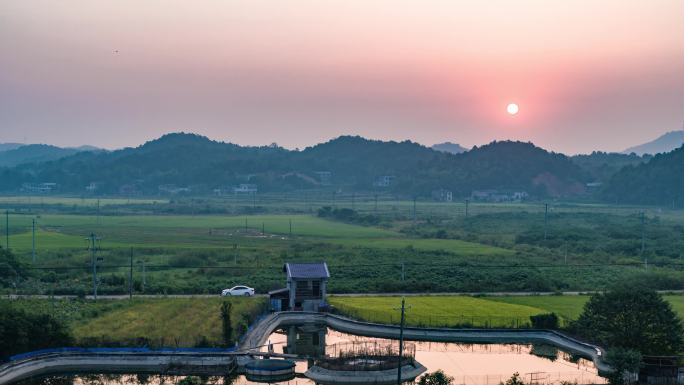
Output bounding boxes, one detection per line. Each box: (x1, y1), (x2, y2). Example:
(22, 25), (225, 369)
(0, 353), (236, 385)
(240, 312), (610, 373)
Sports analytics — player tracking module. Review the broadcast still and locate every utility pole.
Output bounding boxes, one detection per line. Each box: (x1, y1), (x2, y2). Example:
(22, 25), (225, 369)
(129, 248), (133, 299)
(401, 262), (405, 282)
(86, 233), (100, 300)
(32, 218), (36, 262)
(5, 210), (9, 250)
(543, 203), (549, 241)
(289, 219), (292, 237)
(641, 211), (646, 267)
(395, 297), (408, 385)
(137, 260), (146, 293)
(96, 199), (101, 225)
(233, 243), (238, 265)
(465, 199), (469, 218)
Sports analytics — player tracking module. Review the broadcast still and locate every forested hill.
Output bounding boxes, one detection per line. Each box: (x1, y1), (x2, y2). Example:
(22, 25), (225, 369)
(602, 145), (684, 205)
(0, 144), (99, 167)
(0, 133), (589, 198)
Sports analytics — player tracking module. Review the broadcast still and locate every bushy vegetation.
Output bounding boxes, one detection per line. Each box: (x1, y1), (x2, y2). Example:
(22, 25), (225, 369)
(0, 303), (73, 360)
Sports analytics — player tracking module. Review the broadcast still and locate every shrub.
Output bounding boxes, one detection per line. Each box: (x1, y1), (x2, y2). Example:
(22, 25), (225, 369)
(530, 313), (559, 329)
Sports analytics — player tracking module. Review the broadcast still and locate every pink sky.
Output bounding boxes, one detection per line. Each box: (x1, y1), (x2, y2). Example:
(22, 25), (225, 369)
(1, 0), (683, 153)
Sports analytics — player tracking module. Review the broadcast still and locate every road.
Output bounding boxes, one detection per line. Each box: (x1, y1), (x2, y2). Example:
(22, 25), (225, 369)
(4, 290), (684, 300)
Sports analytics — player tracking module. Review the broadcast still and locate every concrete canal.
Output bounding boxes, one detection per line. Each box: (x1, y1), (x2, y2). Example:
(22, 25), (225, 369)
(8, 325), (606, 385)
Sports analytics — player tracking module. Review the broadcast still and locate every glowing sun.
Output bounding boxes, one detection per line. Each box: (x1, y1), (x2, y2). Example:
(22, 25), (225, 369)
(506, 103), (519, 115)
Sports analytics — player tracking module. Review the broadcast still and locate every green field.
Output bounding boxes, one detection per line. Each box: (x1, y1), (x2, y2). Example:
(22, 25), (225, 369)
(2, 297), (266, 347)
(0, 196), (166, 207)
(329, 294), (684, 328)
(2, 197), (683, 296)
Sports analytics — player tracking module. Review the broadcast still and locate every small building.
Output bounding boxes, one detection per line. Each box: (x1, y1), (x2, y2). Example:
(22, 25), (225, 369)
(21, 182), (57, 194)
(234, 184), (258, 194)
(432, 189), (453, 202)
(270, 262), (330, 312)
(373, 175), (395, 188)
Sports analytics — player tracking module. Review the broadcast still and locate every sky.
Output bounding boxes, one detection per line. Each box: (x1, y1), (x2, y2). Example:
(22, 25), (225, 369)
(1, 1), (683, 154)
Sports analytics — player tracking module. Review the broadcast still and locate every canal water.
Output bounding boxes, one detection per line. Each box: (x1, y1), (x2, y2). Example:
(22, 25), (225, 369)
(15, 326), (606, 385)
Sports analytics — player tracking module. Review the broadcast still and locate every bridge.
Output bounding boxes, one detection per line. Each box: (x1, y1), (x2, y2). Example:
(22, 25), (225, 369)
(0, 311), (610, 384)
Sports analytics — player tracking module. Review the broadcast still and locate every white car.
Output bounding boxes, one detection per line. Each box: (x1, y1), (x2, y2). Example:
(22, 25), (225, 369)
(221, 285), (255, 297)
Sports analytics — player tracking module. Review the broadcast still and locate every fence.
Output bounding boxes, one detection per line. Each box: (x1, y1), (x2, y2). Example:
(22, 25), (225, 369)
(316, 340), (416, 371)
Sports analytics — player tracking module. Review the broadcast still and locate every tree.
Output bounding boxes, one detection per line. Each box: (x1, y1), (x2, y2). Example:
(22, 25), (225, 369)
(573, 284), (683, 355)
(220, 301), (233, 346)
(500, 372), (525, 385)
(604, 348), (642, 385)
(0, 305), (73, 360)
(419, 370), (454, 385)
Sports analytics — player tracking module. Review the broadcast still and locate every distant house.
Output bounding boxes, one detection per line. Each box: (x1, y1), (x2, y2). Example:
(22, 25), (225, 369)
(471, 190), (528, 202)
(373, 175), (395, 188)
(586, 182), (603, 188)
(270, 262), (330, 312)
(85, 182), (101, 193)
(233, 184), (258, 194)
(314, 171), (332, 186)
(158, 184), (191, 195)
(21, 182), (57, 194)
(432, 189), (453, 202)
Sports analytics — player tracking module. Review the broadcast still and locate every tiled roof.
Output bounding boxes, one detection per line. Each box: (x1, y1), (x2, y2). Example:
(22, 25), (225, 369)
(284, 262), (330, 279)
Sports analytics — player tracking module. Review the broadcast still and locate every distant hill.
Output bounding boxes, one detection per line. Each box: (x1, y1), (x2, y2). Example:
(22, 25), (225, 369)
(431, 142), (467, 154)
(0, 133), (590, 198)
(623, 130), (684, 155)
(0, 144), (102, 167)
(603, 145), (684, 205)
(0, 143), (24, 152)
(571, 152), (651, 183)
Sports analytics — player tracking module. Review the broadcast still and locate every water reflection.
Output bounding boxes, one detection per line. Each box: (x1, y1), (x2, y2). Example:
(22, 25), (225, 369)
(16, 326), (606, 385)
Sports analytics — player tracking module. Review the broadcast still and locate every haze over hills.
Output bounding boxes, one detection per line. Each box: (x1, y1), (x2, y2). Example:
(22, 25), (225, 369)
(0, 132), (679, 205)
(0, 143), (103, 167)
(603, 144), (684, 205)
(431, 142), (468, 154)
(622, 130), (684, 155)
(0, 133), (589, 198)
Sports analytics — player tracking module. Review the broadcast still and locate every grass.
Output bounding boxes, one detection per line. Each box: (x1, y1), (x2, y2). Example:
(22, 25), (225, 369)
(330, 238), (512, 255)
(70, 297), (266, 346)
(489, 295), (590, 320)
(1, 297), (266, 347)
(5, 214), (398, 252)
(330, 294), (684, 327)
(328, 296), (548, 327)
(0, 196), (166, 206)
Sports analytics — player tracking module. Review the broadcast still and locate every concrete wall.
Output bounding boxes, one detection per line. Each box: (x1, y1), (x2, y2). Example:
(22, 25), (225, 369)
(0, 353), (236, 384)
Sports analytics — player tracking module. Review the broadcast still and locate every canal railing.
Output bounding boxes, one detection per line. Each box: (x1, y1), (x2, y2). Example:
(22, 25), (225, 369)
(239, 311), (611, 374)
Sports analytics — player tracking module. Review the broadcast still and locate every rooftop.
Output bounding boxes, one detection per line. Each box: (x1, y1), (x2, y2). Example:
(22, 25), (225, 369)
(284, 262), (330, 279)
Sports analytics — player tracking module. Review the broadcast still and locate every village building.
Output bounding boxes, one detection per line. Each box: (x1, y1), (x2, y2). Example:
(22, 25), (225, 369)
(269, 262), (329, 312)
(432, 188), (453, 202)
(233, 183), (258, 194)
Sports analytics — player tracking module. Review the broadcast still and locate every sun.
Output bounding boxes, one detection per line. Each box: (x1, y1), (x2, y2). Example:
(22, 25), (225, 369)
(506, 103), (519, 115)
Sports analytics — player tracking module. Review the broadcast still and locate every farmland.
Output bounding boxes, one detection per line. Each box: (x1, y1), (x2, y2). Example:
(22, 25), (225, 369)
(329, 294), (684, 328)
(1, 297), (266, 347)
(1, 196), (683, 296)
